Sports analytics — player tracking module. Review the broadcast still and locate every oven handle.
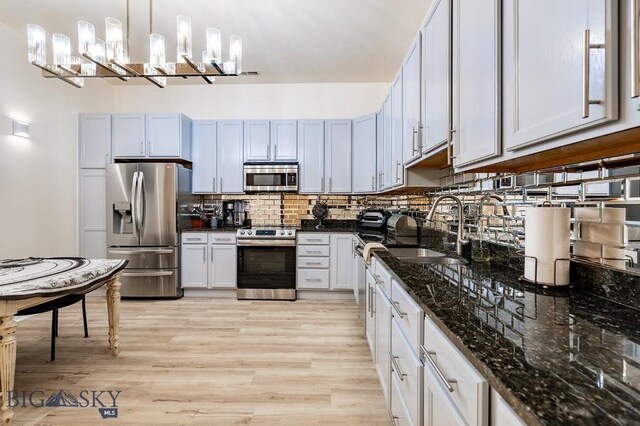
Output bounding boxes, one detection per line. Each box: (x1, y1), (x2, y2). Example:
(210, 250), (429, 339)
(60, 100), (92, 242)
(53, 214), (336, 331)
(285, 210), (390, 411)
(237, 239), (296, 247)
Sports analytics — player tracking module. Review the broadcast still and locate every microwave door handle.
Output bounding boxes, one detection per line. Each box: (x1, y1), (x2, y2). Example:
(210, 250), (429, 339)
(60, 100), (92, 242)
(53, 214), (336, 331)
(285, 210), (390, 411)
(131, 171), (139, 239)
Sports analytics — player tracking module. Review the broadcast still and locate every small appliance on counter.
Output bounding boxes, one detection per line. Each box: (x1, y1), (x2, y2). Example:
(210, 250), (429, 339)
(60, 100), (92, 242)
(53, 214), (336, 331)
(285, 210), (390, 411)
(223, 200), (249, 227)
(312, 202), (329, 229)
(357, 208), (390, 229)
(387, 214), (418, 237)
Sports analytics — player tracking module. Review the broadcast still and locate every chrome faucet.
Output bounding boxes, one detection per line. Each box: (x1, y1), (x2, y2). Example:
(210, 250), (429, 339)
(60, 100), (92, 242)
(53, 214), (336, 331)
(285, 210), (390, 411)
(426, 195), (468, 255)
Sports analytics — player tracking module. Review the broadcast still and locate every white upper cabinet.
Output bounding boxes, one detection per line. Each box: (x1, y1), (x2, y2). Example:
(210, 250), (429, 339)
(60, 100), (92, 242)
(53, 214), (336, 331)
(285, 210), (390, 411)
(383, 94), (394, 190)
(147, 114), (190, 158)
(352, 114), (377, 193)
(243, 120), (271, 162)
(271, 120), (298, 161)
(422, 0), (451, 155)
(79, 114), (111, 168)
(217, 121), (244, 194)
(452, 0), (501, 168)
(503, 0), (618, 151)
(403, 32), (423, 165)
(298, 120), (325, 193)
(376, 108), (385, 191)
(191, 120), (218, 194)
(112, 114), (146, 158)
(113, 113), (191, 160)
(391, 71), (405, 186)
(325, 120), (352, 193)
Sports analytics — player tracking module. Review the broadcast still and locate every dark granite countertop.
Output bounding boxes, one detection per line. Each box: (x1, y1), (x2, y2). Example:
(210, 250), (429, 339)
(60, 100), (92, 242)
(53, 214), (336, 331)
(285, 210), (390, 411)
(371, 238), (640, 425)
(181, 226), (242, 233)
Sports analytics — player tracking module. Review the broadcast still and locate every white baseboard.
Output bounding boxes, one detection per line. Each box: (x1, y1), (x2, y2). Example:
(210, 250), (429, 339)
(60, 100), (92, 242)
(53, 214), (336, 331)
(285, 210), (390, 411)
(184, 289), (237, 298)
(296, 290), (355, 300)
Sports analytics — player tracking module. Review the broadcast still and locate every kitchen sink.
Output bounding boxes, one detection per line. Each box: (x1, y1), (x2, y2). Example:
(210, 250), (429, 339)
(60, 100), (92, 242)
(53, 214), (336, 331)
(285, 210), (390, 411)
(387, 248), (446, 258)
(396, 256), (467, 266)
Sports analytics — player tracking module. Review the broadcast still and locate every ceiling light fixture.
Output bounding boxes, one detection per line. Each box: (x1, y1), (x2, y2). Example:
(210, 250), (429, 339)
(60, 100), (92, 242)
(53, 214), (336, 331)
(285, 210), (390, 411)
(27, 0), (256, 89)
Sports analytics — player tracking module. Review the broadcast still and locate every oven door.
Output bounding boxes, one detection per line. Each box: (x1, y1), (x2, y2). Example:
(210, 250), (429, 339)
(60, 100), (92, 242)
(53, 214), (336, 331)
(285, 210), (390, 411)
(244, 165), (298, 192)
(236, 239), (297, 300)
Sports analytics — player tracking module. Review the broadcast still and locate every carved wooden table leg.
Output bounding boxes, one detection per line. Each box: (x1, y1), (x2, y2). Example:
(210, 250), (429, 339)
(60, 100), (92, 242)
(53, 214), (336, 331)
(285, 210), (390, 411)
(0, 315), (17, 425)
(106, 278), (121, 356)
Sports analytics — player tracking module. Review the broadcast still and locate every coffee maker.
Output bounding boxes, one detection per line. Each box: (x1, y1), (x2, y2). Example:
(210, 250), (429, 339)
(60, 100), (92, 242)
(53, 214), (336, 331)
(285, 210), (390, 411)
(223, 200), (249, 226)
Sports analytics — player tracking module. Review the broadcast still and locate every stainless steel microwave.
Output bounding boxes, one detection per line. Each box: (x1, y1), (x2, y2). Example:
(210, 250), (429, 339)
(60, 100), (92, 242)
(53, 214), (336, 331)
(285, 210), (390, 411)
(244, 163), (298, 192)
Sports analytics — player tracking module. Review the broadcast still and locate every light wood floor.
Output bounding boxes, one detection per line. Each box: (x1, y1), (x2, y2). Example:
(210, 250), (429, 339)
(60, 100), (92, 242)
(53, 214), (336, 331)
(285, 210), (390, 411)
(13, 297), (387, 425)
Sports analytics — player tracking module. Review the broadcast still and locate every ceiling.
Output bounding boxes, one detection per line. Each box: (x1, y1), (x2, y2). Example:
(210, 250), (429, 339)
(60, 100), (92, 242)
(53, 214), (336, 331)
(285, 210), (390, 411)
(0, 0), (433, 84)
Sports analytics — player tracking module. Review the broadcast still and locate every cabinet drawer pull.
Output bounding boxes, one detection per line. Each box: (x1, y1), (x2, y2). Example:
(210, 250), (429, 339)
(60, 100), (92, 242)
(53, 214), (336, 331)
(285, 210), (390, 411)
(307, 238), (323, 242)
(421, 345), (456, 392)
(306, 250), (322, 254)
(305, 278), (322, 282)
(372, 274), (383, 285)
(391, 300), (407, 318)
(215, 238), (232, 241)
(185, 237), (202, 241)
(305, 262), (322, 266)
(390, 352), (407, 381)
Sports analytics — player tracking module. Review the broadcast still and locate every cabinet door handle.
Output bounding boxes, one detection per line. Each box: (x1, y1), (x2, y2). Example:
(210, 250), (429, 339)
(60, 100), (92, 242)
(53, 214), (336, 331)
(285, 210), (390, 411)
(421, 345), (456, 392)
(220, 177), (223, 192)
(371, 176), (375, 191)
(329, 177), (333, 192)
(448, 129), (455, 166)
(202, 248), (206, 262)
(148, 140), (151, 155)
(395, 161), (401, 182)
(212, 177), (216, 192)
(210, 248), (214, 262)
(633, 0), (639, 98)
(412, 126), (418, 153)
(390, 352), (407, 381)
(321, 177), (325, 192)
(417, 122), (423, 152)
(274, 144), (278, 159)
(582, 29), (605, 118)
(391, 300), (407, 318)
(140, 140), (144, 155)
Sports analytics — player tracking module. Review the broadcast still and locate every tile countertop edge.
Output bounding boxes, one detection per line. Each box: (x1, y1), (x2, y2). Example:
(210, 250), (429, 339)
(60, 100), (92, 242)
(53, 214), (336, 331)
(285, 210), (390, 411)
(370, 249), (542, 426)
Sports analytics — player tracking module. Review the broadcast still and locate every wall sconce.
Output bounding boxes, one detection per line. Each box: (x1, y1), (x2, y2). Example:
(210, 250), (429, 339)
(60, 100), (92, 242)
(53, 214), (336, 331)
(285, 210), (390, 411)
(12, 120), (30, 138)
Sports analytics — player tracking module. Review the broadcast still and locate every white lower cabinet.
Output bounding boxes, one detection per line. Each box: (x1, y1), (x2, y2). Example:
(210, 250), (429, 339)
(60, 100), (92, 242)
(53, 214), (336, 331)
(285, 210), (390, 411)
(375, 283), (392, 405)
(391, 373), (415, 426)
(424, 363), (466, 426)
(423, 315), (488, 425)
(181, 244), (208, 288)
(208, 244), (237, 288)
(365, 269), (376, 358)
(330, 234), (353, 290)
(181, 233), (237, 289)
(391, 320), (423, 426)
(491, 389), (525, 426)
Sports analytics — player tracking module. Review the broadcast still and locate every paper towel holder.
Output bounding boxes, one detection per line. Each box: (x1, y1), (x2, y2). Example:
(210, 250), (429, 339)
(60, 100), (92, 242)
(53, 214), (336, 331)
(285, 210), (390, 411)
(517, 250), (572, 287)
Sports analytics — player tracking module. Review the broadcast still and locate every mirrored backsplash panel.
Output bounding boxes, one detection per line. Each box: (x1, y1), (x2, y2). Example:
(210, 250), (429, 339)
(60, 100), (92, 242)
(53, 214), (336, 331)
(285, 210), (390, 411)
(426, 154), (640, 276)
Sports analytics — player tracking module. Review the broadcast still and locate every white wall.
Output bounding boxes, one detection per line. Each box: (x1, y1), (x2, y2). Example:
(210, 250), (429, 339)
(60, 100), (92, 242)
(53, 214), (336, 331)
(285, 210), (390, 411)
(0, 21), (114, 259)
(112, 82), (389, 119)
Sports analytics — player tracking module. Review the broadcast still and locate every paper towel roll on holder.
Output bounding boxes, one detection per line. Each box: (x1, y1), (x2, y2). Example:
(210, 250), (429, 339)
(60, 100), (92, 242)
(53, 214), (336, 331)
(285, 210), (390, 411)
(517, 249), (572, 287)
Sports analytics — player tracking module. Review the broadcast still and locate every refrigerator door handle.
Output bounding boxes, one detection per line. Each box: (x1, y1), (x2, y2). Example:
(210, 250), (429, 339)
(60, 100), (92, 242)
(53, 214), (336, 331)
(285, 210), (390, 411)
(131, 171), (139, 239)
(137, 171), (146, 237)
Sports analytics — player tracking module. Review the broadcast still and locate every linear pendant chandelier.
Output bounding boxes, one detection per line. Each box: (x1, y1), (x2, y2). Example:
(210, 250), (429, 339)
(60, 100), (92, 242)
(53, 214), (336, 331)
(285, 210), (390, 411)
(27, 0), (252, 88)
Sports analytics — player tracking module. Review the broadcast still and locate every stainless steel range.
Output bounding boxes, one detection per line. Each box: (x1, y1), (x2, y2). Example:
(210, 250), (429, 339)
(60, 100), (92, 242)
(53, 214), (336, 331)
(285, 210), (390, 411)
(236, 227), (297, 301)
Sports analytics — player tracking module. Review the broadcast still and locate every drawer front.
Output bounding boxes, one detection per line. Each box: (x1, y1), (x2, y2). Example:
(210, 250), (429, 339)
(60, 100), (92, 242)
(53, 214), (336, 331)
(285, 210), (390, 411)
(298, 257), (330, 269)
(208, 233), (237, 245)
(297, 233), (330, 245)
(391, 280), (424, 358)
(297, 245), (330, 257)
(391, 372), (415, 426)
(182, 232), (208, 244)
(423, 316), (488, 426)
(371, 257), (392, 297)
(297, 269), (330, 289)
(391, 320), (423, 426)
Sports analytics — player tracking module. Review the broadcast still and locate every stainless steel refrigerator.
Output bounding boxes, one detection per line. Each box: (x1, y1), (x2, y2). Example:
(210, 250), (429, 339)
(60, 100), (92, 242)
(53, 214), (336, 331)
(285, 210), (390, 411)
(106, 163), (191, 298)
